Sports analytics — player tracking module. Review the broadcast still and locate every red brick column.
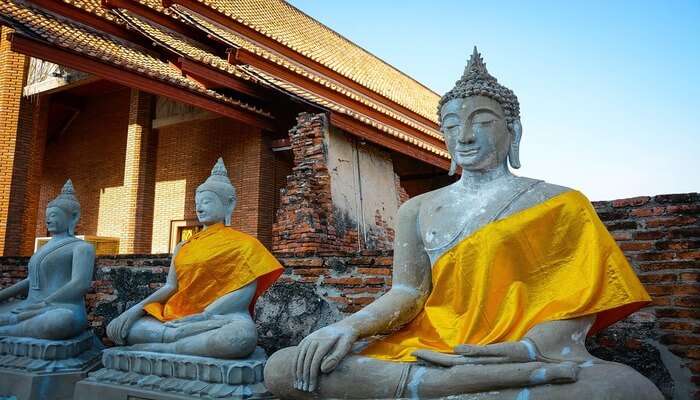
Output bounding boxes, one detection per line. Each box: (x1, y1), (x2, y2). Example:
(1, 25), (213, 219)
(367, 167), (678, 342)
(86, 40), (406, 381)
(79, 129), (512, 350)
(272, 113), (358, 255)
(0, 26), (47, 256)
(121, 89), (156, 254)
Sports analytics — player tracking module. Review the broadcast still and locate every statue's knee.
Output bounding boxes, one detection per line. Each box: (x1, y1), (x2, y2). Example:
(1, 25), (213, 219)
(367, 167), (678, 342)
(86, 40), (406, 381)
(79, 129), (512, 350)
(38, 308), (83, 340)
(264, 347), (297, 395)
(208, 323), (257, 358)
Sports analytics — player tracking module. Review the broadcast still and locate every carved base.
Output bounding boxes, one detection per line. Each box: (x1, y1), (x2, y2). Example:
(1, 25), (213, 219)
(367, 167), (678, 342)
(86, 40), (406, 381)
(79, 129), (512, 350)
(74, 347), (273, 399)
(0, 330), (101, 373)
(0, 331), (101, 400)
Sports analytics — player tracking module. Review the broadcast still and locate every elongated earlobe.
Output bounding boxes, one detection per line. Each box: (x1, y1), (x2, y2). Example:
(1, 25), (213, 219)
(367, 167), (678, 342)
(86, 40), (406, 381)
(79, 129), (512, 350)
(448, 158), (458, 176)
(68, 211), (80, 236)
(225, 198), (236, 226)
(508, 119), (522, 169)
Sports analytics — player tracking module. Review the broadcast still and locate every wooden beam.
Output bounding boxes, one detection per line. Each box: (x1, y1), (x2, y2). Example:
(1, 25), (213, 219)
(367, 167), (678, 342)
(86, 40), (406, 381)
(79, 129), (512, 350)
(102, 0), (211, 44)
(177, 57), (267, 100)
(167, 0), (440, 129)
(230, 47), (445, 150)
(9, 33), (275, 131)
(330, 113), (449, 171)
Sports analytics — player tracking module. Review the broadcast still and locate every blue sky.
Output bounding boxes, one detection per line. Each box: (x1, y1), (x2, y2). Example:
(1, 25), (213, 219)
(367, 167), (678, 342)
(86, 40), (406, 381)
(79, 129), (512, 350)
(288, 0), (699, 201)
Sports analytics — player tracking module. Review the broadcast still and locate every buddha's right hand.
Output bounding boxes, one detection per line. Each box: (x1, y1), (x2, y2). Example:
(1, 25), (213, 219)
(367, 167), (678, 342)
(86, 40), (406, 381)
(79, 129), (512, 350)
(294, 323), (358, 393)
(107, 307), (144, 345)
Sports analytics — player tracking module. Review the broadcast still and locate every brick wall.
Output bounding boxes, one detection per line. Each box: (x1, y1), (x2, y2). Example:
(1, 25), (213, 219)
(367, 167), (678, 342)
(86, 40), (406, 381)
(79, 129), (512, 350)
(590, 193), (699, 399)
(151, 116), (273, 252)
(1, 192), (697, 397)
(35, 89), (276, 253)
(38, 89), (130, 244)
(272, 113), (360, 254)
(0, 26), (46, 257)
(122, 89), (156, 254)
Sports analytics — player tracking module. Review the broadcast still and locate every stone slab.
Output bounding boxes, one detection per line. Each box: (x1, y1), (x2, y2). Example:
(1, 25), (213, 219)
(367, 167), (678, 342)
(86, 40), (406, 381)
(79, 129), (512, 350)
(0, 357), (100, 400)
(0, 330), (95, 360)
(74, 347), (273, 399)
(73, 379), (273, 400)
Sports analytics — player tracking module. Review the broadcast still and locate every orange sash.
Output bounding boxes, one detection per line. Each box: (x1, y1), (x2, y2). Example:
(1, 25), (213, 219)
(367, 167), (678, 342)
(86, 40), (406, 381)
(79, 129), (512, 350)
(362, 191), (651, 362)
(144, 223), (283, 321)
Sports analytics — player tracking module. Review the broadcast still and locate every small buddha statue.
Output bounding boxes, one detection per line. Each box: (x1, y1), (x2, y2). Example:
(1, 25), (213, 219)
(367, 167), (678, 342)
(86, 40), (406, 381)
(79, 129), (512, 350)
(264, 48), (663, 399)
(106, 158), (283, 359)
(0, 179), (95, 340)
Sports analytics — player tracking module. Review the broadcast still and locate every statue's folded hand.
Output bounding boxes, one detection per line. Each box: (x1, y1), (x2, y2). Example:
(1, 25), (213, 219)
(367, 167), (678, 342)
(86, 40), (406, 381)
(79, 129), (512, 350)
(164, 312), (210, 327)
(11, 301), (48, 314)
(107, 307), (143, 345)
(414, 339), (541, 367)
(294, 324), (358, 393)
(453, 339), (540, 362)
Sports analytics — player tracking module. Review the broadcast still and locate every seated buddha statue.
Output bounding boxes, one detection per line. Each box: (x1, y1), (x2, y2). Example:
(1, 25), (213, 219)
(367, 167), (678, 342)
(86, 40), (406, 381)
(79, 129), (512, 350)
(0, 180), (95, 340)
(106, 158), (283, 359)
(264, 48), (663, 399)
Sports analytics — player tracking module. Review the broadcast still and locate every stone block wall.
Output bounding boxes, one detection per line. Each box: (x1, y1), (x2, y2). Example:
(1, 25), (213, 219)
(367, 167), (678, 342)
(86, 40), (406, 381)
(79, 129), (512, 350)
(0, 192), (697, 398)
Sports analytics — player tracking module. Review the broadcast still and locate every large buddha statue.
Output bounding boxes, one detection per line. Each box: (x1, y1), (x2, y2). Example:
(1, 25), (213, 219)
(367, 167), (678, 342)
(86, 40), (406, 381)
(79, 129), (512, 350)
(0, 179), (95, 340)
(105, 158), (283, 359)
(264, 48), (663, 399)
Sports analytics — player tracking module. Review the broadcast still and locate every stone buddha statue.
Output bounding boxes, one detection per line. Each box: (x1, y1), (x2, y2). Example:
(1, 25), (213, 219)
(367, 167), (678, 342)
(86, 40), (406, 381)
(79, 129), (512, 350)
(0, 179), (95, 340)
(264, 48), (663, 399)
(105, 158), (283, 359)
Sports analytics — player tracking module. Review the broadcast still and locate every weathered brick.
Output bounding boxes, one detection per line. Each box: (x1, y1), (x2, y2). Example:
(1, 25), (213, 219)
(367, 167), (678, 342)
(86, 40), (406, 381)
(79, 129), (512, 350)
(611, 196), (650, 208)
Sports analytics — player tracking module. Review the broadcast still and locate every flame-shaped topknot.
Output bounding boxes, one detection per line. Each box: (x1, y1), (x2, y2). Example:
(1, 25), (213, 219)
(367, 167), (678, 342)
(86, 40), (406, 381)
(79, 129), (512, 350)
(47, 178), (80, 215)
(61, 179), (75, 196)
(439, 47), (520, 123)
(211, 157), (228, 177)
(463, 46), (492, 81)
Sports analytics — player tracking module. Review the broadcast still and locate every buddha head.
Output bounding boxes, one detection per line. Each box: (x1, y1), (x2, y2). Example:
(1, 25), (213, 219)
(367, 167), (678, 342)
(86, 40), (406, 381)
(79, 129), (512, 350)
(439, 47), (522, 175)
(46, 179), (81, 236)
(195, 157), (237, 226)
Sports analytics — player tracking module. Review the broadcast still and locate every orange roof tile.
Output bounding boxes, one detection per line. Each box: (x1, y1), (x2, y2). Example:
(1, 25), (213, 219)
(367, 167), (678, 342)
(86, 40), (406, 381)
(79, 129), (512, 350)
(0, 0), (270, 118)
(179, 0), (441, 124)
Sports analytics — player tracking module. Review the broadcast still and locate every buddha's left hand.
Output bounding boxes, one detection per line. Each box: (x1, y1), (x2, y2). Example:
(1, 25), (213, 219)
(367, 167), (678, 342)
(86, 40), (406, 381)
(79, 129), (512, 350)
(11, 301), (48, 314)
(164, 312), (210, 327)
(413, 340), (540, 367)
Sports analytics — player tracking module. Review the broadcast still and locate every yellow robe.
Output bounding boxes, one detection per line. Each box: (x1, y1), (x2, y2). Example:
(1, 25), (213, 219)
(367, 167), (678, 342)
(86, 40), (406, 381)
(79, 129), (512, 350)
(144, 223), (283, 321)
(362, 190), (651, 362)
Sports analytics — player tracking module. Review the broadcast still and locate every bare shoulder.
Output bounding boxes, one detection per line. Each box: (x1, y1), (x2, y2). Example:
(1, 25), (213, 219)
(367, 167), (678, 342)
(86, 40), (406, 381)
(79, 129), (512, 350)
(536, 181), (573, 197)
(508, 179), (576, 215)
(72, 240), (95, 257)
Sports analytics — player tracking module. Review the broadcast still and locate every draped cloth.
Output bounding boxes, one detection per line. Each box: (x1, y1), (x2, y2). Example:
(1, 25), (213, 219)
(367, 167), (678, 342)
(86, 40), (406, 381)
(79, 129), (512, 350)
(362, 191), (651, 362)
(144, 223), (283, 321)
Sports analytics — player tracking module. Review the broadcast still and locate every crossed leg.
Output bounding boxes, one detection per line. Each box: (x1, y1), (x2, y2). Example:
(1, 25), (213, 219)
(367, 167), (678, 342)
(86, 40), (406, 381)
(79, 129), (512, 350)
(264, 346), (579, 399)
(0, 306), (86, 340)
(125, 314), (257, 359)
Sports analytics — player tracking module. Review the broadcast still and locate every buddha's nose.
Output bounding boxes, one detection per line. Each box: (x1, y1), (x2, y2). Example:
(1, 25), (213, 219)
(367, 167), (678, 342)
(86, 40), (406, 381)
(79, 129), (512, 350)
(459, 128), (476, 144)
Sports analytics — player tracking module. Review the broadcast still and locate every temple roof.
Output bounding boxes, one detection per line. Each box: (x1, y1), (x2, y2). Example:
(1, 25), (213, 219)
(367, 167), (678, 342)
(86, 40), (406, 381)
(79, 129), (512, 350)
(0, 1), (271, 118)
(1, 0), (449, 167)
(178, 0), (441, 124)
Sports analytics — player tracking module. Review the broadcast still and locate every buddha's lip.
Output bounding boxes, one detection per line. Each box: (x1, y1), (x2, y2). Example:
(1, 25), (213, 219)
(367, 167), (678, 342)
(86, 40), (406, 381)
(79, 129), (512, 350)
(457, 147), (480, 155)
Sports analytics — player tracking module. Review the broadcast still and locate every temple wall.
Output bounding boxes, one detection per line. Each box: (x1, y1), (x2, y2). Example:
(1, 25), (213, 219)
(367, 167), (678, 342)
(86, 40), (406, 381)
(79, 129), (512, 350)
(35, 93), (277, 253)
(327, 127), (400, 250)
(1, 191), (698, 398)
(37, 89), (131, 243)
(151, 115), (272, 252)
(272, 113), (406, 254)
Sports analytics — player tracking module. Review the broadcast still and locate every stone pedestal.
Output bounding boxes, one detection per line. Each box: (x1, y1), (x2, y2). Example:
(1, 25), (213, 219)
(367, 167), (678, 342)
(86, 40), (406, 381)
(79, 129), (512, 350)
(0, 331), (102, 400)
(74, 346), (272, 399)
